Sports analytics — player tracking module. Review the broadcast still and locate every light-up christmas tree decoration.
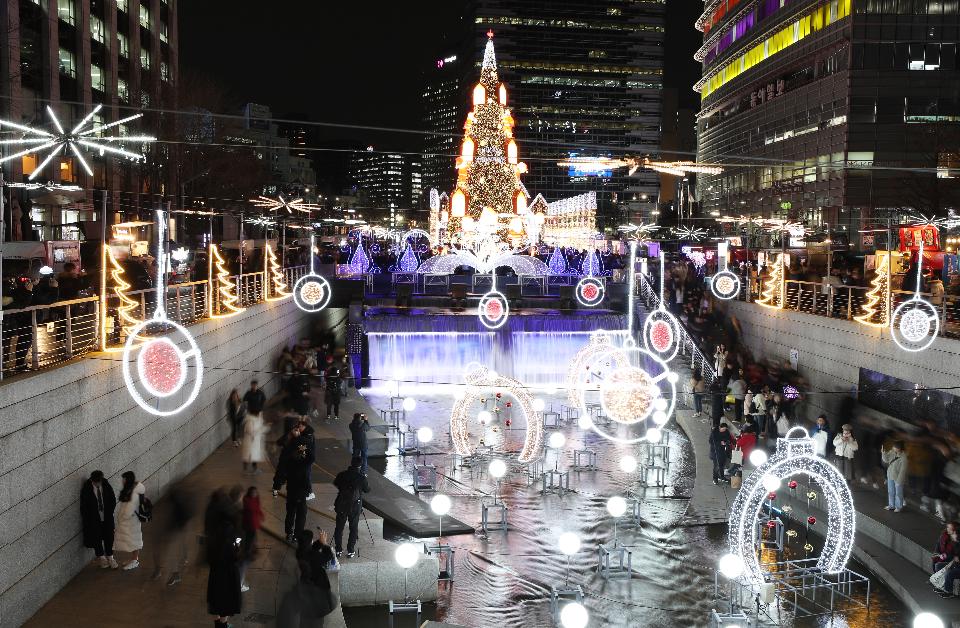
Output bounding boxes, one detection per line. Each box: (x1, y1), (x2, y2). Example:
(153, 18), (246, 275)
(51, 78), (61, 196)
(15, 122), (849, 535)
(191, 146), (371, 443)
(451, 31), (530, 239)
(548, 247), (568, 275)
(855, 254), (890, 327)
(264, 244), (289, 301)
(209, 244), (244, 317)
(756, 254), (785, 309)
(395, 243), (419, 273)
(346, 243), (371, 275)
(107, 247), (141, 340)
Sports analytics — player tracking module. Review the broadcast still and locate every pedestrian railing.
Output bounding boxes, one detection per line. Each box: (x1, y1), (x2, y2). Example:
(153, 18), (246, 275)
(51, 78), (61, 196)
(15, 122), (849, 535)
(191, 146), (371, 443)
(1, 265), (309, 380)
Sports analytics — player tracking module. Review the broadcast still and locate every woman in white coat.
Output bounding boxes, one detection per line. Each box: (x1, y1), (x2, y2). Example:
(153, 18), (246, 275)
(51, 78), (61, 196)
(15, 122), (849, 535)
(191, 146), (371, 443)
(114, 471), (146, 570)
(241, 411), (268, 474)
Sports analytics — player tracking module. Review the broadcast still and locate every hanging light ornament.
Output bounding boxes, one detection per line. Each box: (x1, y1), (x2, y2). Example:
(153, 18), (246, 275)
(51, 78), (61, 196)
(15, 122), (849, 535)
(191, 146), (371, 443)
(710, 241), (741, 301)
(122, 210), (203, 416)
(642, 252), (681, 362)
(293, 233), (332, 313)
(890, 242), (939, 352)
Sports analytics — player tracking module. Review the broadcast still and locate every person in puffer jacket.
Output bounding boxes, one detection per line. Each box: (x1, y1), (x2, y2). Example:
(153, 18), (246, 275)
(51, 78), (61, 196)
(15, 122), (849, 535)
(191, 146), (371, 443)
(882, 441), (908, 512)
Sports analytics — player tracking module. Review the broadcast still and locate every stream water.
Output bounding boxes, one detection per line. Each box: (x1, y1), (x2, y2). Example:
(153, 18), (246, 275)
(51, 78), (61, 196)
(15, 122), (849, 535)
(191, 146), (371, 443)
(341, 389), (909, 628)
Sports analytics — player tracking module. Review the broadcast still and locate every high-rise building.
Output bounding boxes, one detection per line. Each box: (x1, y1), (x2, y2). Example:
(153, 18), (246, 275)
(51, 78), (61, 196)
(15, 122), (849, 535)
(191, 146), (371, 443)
(0, 0), (179, 239)
(350, 148), (419, 228)
(468, 0), (666, 231)
(422, 51), (465, 196)
(695, 0), (960, 243)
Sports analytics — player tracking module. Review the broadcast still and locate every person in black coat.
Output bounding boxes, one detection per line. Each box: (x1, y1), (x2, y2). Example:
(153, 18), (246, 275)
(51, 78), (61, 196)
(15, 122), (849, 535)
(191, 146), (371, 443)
(242, 380), (266, 416)
(349, 413), (370, 474)
(272, 423), (316, 542)
(709, 381), (725, 427)
(80, 470), (118, 569)
(332, 456), (370, 558)
(709, 423), (735, 484)
(278, 529), (337, 625)
(288, 371), (312, 419)
(324, 367), (342, 420)
(205, 491), (242, 628)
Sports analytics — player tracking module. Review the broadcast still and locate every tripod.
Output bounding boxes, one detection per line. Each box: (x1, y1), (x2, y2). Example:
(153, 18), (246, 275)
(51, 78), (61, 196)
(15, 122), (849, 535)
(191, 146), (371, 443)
(356, 497), (375, 558)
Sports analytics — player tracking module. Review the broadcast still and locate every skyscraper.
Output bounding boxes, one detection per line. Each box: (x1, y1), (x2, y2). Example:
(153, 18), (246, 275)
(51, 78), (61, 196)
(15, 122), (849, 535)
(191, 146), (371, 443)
(423, 51), (465, 197)
(0, 0), (178, 238)
(469, 0), (666, 231)
(350, 148), (419, 228)
(695, 0), (960, 242)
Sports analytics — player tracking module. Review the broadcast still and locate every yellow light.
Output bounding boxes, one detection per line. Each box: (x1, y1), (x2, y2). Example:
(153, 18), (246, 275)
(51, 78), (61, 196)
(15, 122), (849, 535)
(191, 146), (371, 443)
(462, 216), (475, 231)
(498, 84), (507, 105)
(507, 139), (517, 164)
(451, 189), (466, 217)
(209, 243), (244, 318)
(517, 162), (528, 174)
(440, 210), (449, 223)
(473, 84), (486, 106)
(515, 193), (528, 215)
(509, 217), (523, 234)
(461, 137), (475, 162)
(480, 206), (498, 226)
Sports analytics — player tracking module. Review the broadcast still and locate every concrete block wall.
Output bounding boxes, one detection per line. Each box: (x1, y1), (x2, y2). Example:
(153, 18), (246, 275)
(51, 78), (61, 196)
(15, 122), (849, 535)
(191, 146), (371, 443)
(726, 301), (960, 423)
(0, 298), (311, 627)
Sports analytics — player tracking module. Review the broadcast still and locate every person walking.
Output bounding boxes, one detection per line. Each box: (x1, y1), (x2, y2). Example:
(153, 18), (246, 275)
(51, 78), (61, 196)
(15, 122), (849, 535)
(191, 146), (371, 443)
(689, 373), (706, 417)
(333, 457), (370, 558)
(832, 424), (859, 481)
(80, 470), (118, 569)
(240, 409), (267, 474)
(349, 413), (370, 475)
(882, 441), (909, 513)
(114, 471), (147, 570)
(325, 367), (342, 420)
(205, 491), (243, 628)
(272, 424), (315, 543)
(727, 375), (747, 423)
(709, 423), (735, 485)
(226, 389), (244, 447)
(243, 380), (266, 417)
(240, 487), (264, 593)
(709, 381), (724, 427)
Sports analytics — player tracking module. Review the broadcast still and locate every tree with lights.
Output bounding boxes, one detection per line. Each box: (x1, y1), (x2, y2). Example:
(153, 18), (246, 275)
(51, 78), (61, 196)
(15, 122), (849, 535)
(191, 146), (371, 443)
(107, 248), (140, 340)
(756, 254), (785, 308)
(855, 255), (890, 327)
(209, 244), (244, 316)
(548, 247), (568, 274)
(395, 243), (419, 273)
(450, 31), (529, 239)
(264, 244), (289, 300)
(346, 243), (371, 275)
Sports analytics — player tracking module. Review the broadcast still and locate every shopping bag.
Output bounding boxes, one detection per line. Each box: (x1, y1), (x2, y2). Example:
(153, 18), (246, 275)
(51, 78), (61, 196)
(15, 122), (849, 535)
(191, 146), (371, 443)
(730, 474), (742, 489)
(730, 448), (744, 465)
(931, 563), (950, 591)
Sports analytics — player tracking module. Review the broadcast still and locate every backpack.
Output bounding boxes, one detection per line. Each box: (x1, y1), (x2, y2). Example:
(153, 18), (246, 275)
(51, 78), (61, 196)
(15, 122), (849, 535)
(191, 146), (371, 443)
(137, 494), (153, 523)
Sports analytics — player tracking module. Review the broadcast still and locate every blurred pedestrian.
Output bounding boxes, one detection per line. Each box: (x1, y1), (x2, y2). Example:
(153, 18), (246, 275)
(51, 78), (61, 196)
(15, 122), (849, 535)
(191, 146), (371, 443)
(243, 380), (266, 416)
(709, 423), (735, 485)
(80, 470), (118, 569)
(241, 409), (268, 474)
(349, 413), (370, 475)
(226, 389), (244, 447)
(114, 471), (148, 570)
(811, 415), (832, 457)
(240, 487), (263, 592)
(325, 367), (342, 420)
(689, 372), (706, 417)
(205, 490), (242, 627)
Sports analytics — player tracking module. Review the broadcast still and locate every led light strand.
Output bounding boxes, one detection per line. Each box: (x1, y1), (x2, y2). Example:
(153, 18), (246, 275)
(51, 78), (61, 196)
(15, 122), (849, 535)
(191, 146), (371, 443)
(264, 244), (290, 301)
(249, 194), (320, 215)
(854, 252), (889, 327)
(209, 244), (244, 317)
(107, 246), (141, 340)
(756, 253), (785, 309)
(711, 241), (740, 300)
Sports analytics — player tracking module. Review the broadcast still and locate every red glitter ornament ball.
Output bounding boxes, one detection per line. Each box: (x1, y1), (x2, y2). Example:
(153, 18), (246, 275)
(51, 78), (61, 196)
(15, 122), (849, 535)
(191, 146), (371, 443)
(505, 419), (511, 427)
(485, 298), (504, 320)
(496, 392), (502, 399)
(140, 339), (182, 395)
(768, 492), (777, 501)
(506, 401), (512, 408)
(807, 516), (817, 525)
(788, 480), (798, 489)
(582, 283), (599, 301)
(767, 520), (777, 528)
(650, 320), (673, 353)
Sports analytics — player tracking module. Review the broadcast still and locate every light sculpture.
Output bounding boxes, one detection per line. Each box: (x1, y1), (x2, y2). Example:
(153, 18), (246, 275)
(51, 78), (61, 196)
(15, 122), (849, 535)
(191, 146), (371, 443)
(575, 276), (605, 307)
(725, 427), (855, 586)
(710, 241), (740, 301)
(0, 104), (154, 180)
(855, 253), (890, 327)
(122, 210), (203, 416)
(249, 194), (320, 215)
(264, 244), (290, 301)
(890, 243), (939, 352)
(642, 253), (681, 362)
(673, 226), (708, 241)
(209, 243), (244, 317)
(755, 253), (785, 309)
(450, 365), (542, 463)
(293, 233), (332, 313)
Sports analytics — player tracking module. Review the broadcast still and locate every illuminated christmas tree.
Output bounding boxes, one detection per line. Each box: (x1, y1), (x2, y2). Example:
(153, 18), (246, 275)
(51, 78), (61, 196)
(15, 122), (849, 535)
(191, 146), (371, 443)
(450, 31), (529, 237)
(855, 254), (889, 327)
(395, 243), (419, 273)
(346, 243), (371, 275)
(209, 244), (244, 316)
(756, 254), (785, 308)
(581, 250), (603, 277)
(264, 244), (289, 301)
(548, 247), (568, 274)
(107, 248), (140, 339)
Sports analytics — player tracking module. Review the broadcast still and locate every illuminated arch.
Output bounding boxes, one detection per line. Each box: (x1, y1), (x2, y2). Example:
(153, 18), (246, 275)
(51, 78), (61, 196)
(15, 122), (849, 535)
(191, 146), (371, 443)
(450, 366), (543, 463)
(728, 427), (855, 586)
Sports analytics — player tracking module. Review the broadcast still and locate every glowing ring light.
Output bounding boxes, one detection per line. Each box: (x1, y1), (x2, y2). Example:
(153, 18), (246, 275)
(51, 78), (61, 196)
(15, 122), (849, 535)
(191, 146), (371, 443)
(577, 344), (677, 444)
(478, 291), (509, 329)
(575, 277), (605, 307)
(293, 273), (332, 313)
(727, 427), (854, 586)
(711, 270), (741, 301)
(643, 308), (681, 362)
(450, 365), (543, 463)
(891, 297), (939, 352)
(122, 318), (203, 417)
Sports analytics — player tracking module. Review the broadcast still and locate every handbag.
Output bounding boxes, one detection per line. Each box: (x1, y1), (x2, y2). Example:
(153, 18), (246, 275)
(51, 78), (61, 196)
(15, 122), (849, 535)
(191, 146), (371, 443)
(930, 563), (951, 591)
(136, 494), (153, 523)
(730, 448), (744, 465)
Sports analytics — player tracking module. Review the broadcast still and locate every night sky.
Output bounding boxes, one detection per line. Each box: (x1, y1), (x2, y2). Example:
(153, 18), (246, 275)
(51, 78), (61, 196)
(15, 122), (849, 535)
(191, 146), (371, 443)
(179, 1), (703, 151)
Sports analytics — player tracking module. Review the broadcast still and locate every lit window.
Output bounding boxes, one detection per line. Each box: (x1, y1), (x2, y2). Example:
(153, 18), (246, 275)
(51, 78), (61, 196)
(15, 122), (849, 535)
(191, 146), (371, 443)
(60, 159), (75, 182)
(140, 47), (150, 70)
(159, 21), (168, 43)
(139, 4), (150, 28)
(90, 15), (105, 43)
(117, 0), (128, 12)
(91, 64), (105, 91)
(117, 32), (129, 57)
(58, 0), (75, 25)
(118, 78), (129, 101)
(58, 48), (76, 77)
(22, 154), (38, 176)
(160, 61), (170, 81)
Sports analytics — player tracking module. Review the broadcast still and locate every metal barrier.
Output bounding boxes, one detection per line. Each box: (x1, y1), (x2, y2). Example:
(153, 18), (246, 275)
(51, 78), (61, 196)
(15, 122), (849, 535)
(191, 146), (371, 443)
(1, 265), (310, 380)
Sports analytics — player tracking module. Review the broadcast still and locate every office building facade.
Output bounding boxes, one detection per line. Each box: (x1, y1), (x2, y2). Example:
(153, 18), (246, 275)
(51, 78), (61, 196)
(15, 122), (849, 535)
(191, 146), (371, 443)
(350, 148), (420, 228)
(469, 0), (666, 231)
(422, 51), (465, 197)
(0, 0), (178, 239)
(695, 0), (960, 241)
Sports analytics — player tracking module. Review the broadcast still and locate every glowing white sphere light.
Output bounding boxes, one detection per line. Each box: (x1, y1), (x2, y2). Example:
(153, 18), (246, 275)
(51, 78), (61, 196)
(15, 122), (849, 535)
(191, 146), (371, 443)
(394, 543), (420, 569)
(558, 532), (581, 556)
(914, 613), (945, 628)
(619, 455), (638, 473)
(402, 397), (417, 412)
(417, 427), (434, 443)
(577, 415), (593, 430)
(749, 449), (768, 467)
(430, 494), (451, 516)
(560, 602), (589, 628)
(532, 398), (546, 412)
(548, 432), (567, 449)
(646, 428), (662, 443)
(762, 474), (781, 492)
(606, 496), (628, 518)
(478, 410), (492, 424)
(718, 553), (745, 579)
(489, 459), (507, 479)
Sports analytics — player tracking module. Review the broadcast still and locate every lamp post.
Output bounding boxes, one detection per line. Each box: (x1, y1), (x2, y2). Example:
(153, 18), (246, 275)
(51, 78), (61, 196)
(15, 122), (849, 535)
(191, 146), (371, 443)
(389, 543), (422, 624)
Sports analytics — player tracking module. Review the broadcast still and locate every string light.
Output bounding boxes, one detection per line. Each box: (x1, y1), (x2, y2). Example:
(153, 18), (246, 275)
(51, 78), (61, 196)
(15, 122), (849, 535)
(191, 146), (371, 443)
(891, 242), (939, 352)
(673, 226), (708, 241)
(711, 242), (740, 301)
(249, 194), (320, 214)
(0, 104), (155, 179)
(725, 427), (855, 586)
(208, 244), (244, 317)
(854, 252), (889, 327)
(264, 244), (290, 301)
(450, 365), (543, 463)
(617, 222), (660, 242)
(566, 330), (620, 409)
(106, 247), (141, 342)
(756, 253), (785, 309)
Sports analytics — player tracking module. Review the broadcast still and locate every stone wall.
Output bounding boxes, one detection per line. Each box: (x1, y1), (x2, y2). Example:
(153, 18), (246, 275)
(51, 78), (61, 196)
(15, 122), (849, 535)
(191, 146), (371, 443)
(725, 300), (960, 423)
(0, 299), (320, 627)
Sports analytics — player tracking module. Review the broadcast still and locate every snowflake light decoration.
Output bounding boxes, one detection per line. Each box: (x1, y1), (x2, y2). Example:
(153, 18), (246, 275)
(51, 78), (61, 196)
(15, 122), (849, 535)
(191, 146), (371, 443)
(249, 194), (321, 215)
(0, 104), (155, 180)
(685, 250), (707, 269)
(673, 226), (708, 241)
(724, 427), (855, 586)
(890, 242), (939, 352)
(617, 222), (660, 241)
